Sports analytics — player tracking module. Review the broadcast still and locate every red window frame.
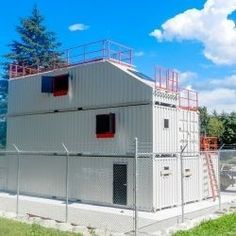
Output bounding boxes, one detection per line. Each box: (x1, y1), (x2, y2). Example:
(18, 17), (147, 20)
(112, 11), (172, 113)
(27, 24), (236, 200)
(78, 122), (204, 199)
(96, 113), (116, 138)
(53, 74), (69, 97)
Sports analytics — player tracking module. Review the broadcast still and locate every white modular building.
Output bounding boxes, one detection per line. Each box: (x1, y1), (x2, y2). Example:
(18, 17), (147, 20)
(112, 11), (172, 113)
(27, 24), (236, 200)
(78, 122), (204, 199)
(0, 40), (217, 211)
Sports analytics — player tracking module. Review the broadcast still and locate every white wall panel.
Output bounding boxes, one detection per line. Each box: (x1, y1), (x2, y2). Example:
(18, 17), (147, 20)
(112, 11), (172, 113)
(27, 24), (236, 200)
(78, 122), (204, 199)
(8, 61), (152, 115)
(7, 105), (152, 154)
(3, 155), (153, 211)
(153, 106), (178, 153)
(154, 157), (179, 209)
(178, 109), (199, 153)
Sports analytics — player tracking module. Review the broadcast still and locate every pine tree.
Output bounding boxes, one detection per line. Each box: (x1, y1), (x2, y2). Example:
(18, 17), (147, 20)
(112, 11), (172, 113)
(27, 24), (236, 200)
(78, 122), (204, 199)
(0, 5), (62, 148)
(0, 77), (7, 148)
(4, 5), (62, 70)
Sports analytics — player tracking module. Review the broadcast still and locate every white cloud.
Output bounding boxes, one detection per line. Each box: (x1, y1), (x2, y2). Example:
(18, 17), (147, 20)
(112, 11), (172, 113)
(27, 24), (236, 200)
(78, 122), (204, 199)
(179, 71), (198, 86)
(199, 88), (236, 112)
(178, 70), (236, 112)
(201, 75), (236, 112)
(68, 23), (89, 32)
(209, 75), (236, 88)
(135, 51), (144, 57)
(150, 0), (236, 65)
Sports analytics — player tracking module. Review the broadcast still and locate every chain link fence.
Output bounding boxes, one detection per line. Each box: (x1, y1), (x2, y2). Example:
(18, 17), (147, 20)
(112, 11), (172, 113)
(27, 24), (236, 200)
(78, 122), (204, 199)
(219, 146), (236, 193)
(0, 141), (233, 235)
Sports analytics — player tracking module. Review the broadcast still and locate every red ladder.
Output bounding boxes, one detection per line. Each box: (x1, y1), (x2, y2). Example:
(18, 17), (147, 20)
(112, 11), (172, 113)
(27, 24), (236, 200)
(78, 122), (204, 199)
(204, 153), (219, 201)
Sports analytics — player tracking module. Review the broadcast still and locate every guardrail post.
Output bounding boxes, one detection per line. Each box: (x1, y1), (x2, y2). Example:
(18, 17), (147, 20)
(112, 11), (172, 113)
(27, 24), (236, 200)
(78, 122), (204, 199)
(62, 143), (70, 223)
(13, 144), (20, 217)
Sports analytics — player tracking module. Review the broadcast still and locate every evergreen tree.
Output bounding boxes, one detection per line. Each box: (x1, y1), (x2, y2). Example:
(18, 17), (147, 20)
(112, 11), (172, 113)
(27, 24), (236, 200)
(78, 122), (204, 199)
(4, 5), (62, 70)
(199, 106), (209, 135)
(0, 5), (62, 148)
(0, 76), (7, 148)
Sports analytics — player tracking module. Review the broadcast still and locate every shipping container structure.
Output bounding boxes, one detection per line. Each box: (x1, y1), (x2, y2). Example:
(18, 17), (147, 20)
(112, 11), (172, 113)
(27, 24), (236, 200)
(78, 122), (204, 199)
(0, 40), (217, 211)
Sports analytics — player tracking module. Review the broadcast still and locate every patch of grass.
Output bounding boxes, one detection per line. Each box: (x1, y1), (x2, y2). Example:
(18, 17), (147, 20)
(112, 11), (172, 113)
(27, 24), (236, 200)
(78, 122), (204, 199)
(173, 213), (236, 236)
(0, 217), (83, 236)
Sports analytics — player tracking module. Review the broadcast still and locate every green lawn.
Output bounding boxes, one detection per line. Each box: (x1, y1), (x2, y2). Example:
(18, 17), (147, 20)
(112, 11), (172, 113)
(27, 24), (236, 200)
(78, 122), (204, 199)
(0, 217), (83, 236)
(173, 213), (236, 236)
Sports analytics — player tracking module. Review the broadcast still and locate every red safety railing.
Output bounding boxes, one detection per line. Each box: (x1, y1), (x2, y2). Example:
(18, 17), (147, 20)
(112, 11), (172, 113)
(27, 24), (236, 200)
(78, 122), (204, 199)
(179, 88), (198, 111)
(9, 40), (134, 79)
(155, 66), (179, 93)
(200, 136), (219, 151)
(154, 66), (198, 111)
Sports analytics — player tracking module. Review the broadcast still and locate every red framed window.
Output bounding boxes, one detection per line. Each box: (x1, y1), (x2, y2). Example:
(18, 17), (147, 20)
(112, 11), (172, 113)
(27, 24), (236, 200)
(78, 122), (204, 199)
(53, 74), (69, 96)
(96, 113), (116, 138)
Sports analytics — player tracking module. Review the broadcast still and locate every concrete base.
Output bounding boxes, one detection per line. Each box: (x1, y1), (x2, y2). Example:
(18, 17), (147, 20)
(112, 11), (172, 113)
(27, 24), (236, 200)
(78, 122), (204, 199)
(0, 191), (235, 235)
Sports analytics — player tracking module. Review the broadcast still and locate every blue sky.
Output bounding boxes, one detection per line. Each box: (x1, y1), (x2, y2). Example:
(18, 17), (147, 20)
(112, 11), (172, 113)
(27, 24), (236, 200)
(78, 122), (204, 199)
(1, 0), (236, 112)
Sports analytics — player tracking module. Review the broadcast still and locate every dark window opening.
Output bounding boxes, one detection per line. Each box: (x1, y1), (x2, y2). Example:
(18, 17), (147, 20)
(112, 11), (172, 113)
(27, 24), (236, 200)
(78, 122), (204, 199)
(53, 74), (69, 96)
(96, 113), (115, 138)
(41, 74), (69, 96)
(42, 76), (54, 93)
(164, 119), (169, 128)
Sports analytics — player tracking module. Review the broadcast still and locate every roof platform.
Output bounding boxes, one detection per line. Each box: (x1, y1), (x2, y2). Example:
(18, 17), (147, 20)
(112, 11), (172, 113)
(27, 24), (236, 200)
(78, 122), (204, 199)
(9, 40), (134, 79)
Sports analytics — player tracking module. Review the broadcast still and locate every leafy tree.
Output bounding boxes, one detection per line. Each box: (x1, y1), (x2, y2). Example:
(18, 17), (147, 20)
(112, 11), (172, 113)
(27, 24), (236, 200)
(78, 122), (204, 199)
(199, 107), (236, 145)
(219, 112), (236, 144)
(207, 117), (224, 138)
(0, 5), (62, 148)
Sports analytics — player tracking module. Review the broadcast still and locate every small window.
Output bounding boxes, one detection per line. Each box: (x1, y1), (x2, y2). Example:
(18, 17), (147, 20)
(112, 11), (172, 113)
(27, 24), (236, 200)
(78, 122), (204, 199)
(96, 113), (115, 138)
(164, 119), (169, 128)
(42, 76), (54, 93)
(53, 74), (69, 96)
(41, 74), (69, 96)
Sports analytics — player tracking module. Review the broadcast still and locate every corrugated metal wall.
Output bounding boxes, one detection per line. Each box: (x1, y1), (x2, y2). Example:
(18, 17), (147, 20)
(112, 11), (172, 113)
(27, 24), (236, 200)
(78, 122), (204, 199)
(0, 157), (7, 191)
(0, 154), (218, 211)
(152, 90), (199, 154)
(153, 106), (178, 153)
(153, 154), (217, 210)
(5, 58), (203, 212)
(1, 155), (153, 211)
(8, 61), (152, 115)
(154, 157), (179, 209)
(180, 156), (201, 204)
(7, 105), (152, 154)
(178, 109), (199, 154)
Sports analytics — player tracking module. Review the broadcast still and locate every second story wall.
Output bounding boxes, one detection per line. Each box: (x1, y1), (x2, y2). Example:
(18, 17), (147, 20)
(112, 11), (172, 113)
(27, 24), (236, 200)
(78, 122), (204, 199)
(8, 60), (153, 116)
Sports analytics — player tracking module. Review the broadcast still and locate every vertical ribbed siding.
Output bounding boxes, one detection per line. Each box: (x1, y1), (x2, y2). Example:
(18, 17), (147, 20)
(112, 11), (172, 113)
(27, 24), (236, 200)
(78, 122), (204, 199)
(153, 155), (216, 210)
(7, 105), (152, 154)
(153, 106), (178, 153)
(155, 157), (179, 209)
(2, 155), (153, 211)
(178, 109), (199, 154)
(8, 61), (152, 115)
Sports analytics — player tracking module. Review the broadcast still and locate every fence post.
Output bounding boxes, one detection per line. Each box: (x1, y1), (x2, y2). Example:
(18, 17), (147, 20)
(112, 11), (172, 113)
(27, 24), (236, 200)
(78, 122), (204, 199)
(134, 137), (138, 236)
(62, 143), (70, 223)
(13, 144), (20, 217)
(180, 151), (184, 223)
(218, 144), (224, 211)
(180, 143), (188, 223)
